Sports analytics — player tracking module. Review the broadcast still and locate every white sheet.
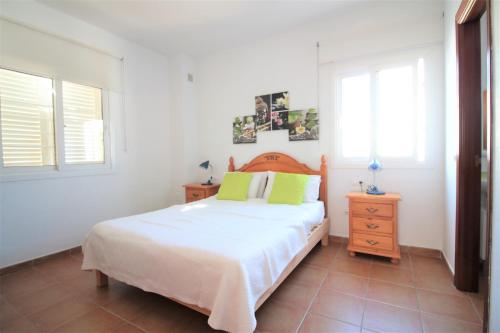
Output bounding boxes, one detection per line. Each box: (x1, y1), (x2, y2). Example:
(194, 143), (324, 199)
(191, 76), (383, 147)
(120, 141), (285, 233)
(82, 197), (325, 333)
(237, 197), (325, 233)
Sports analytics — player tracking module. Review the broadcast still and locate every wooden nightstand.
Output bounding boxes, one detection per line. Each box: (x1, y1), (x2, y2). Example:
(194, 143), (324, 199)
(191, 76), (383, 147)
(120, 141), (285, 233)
(183, 183), (220, 203)
(347, 192), (401, 264)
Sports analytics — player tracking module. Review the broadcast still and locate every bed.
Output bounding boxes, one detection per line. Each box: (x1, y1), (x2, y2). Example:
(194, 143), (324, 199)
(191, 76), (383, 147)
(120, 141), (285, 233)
(82, 152), (329, 333)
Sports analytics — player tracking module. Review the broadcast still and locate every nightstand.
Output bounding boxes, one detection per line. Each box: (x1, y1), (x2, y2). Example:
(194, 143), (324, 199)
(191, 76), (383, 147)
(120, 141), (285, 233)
(183, 183), (220, 203)
(347, 192), (401, 264)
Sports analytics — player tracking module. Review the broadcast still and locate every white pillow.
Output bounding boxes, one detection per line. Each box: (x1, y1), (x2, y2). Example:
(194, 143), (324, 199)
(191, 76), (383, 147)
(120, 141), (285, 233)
(248, 172), (267, 198)
(304, 175), (321, 202)
(263, 171), (276, 200)
(256, 172), (268, 198)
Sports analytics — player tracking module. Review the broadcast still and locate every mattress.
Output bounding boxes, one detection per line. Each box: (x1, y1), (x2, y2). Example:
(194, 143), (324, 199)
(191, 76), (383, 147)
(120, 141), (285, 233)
(82, 197), (325, 333)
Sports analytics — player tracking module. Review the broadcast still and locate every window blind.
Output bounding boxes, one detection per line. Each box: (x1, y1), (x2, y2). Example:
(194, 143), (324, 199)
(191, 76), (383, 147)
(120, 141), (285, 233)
(1, 19), (123, 93)
(0, 68), (55, 167)
(62, 81), (104, 164)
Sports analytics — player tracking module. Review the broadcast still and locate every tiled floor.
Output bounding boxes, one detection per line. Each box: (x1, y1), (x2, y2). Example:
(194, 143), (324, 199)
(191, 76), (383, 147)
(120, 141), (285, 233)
(0, 241), (485, 333)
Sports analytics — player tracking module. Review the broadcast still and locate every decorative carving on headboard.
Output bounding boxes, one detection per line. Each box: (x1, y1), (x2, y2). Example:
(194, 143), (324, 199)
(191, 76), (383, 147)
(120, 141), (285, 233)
(227, 152), (328, 216)
(265, 154), (280, 161)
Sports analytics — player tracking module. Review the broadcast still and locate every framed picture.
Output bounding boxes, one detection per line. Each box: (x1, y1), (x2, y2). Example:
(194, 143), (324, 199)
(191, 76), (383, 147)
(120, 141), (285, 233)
(255, 95), (271, 132)
(288, 108), (319, 141)
(272, 111), (289, 130)
(271, 91), (289, 112)
(233, 115), (257, 144)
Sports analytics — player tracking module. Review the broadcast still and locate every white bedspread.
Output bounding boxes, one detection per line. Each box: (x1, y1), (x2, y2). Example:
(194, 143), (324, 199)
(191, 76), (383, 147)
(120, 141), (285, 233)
(82, 197), (324, 333)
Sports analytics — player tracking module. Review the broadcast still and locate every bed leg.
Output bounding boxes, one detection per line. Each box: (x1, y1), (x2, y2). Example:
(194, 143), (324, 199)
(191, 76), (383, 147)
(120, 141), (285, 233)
(321, 233), (329, 246)
(95, 270), (108, 287)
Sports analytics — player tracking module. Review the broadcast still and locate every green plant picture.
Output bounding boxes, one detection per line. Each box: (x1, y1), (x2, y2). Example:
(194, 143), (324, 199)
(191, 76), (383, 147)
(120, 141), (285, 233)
(233, 115), (257, 144)
(288, 108), (319, 141)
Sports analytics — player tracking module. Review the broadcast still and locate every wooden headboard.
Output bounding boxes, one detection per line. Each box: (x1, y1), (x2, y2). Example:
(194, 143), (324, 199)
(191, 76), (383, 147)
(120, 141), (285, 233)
(228, 152), (328, 217)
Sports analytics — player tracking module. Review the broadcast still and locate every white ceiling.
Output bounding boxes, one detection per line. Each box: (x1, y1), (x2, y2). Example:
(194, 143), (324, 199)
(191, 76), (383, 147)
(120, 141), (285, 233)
(38, 0), (352, 56)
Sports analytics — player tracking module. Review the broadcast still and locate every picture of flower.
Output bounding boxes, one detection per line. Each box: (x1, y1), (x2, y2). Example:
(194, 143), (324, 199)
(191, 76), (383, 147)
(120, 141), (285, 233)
(255, 95), (271, 132)
(233, 115), (257, 144)
(288, 108), (319, 141)
(271, 91), (289, 112)
(271, 111), (289, 130)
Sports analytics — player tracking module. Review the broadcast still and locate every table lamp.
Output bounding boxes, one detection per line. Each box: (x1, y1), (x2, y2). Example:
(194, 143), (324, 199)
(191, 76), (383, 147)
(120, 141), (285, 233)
(199, 160), (213, 185)
(367, 159), (385, 195)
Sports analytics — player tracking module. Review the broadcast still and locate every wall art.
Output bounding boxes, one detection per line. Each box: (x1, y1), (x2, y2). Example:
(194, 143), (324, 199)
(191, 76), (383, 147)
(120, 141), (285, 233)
(271, 91), (289, 112)
(288, 108), (319, 141)
(272, 111), (289, 130)
(255, 95), (271, 132)
(233, 115), (257, 144)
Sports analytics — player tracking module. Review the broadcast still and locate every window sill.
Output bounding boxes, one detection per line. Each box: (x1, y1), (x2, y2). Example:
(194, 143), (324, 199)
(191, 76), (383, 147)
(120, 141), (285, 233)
(331, 163), (436, 170)
(331, 158), (437, 170)
(1, 165), (115, 183)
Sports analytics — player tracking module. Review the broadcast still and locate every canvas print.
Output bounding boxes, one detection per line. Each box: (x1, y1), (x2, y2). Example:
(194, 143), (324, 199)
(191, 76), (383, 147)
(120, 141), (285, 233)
(271, 111), (289, 130)
(233, 115), (257, 144)
(255, 95), (271, 132)
(288, 108), (319, 141)
(271, 91), (289, 112)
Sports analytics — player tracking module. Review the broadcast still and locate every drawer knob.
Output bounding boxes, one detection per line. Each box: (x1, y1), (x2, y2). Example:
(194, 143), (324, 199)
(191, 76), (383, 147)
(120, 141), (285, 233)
(366, 239), (379, 246)
(192, 193), (199, 197)
(366, 207), (378, 214)
(366, 223), (379, 229)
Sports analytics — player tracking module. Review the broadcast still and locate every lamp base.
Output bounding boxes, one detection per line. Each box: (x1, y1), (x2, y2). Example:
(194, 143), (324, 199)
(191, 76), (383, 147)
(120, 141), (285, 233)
(366, 185), (385, 195)
(367, 190), (386, 195)
(202, 177), (213, 186)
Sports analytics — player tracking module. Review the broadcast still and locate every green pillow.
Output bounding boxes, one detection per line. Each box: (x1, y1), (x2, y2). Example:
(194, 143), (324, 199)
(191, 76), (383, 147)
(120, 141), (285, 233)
(268, 172), (308, 205)
(216, 172), (253, 201)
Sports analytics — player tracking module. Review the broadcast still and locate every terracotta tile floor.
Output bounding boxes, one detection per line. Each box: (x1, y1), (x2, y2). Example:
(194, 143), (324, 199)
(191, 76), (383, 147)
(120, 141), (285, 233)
(0, 242), (485, 333)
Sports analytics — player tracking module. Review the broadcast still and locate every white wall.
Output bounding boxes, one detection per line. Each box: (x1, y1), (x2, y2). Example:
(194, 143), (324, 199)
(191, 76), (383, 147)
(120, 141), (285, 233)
(197, 1), (445, 249)
(169, 54), (200, 203)
(488, 0), (500, 330)
(0, 1), (173, 267)
(0, 0), (449, 267)
(443, 0), (461, 273)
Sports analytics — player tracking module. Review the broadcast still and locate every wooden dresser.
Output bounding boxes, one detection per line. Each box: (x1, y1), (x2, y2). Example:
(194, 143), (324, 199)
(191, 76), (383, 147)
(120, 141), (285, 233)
(183, 183), (220, 203)
(347, 192), (401, 264)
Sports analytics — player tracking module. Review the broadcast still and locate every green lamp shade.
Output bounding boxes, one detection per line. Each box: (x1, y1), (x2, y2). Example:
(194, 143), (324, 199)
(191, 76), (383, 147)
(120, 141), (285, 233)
(199, 160), (210, 169)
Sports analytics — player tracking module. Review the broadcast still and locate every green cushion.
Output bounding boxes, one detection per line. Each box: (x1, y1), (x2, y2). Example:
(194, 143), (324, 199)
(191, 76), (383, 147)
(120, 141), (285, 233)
(268, 172), (308, 205)
(216, 172), (253, 201)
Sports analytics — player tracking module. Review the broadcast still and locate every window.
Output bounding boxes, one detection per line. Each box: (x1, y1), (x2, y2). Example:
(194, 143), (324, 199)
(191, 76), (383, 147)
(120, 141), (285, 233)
(0, 68), (109, 180)
(0, 69), (55, 167)
(62, 82), (104, 164)
(339, 74), (371, 159)
(334, 58), (426, 166)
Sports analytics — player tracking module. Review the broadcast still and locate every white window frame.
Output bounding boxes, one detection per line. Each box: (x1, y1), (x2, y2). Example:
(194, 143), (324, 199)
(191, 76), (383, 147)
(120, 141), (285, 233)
(331, 47), (433, 169)
(0, 67), (114, 182)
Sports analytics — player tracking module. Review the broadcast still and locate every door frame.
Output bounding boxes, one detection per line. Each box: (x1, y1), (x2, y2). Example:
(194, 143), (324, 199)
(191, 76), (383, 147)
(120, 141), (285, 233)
(454, 0), (492, 329)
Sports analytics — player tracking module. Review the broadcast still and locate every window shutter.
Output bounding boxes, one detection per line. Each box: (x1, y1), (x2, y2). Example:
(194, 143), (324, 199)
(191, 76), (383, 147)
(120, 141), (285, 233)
(62, 81), (104, 164)
(0, 68), (55, 167)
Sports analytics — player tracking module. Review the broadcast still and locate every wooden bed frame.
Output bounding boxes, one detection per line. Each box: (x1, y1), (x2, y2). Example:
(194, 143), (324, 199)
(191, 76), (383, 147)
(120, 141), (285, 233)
(95, 152), (329, 317)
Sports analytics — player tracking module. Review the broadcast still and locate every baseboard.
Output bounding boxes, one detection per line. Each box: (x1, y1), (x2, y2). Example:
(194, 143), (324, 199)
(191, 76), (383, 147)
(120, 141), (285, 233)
(329, 235), (348, 244)
(442, 250), (455, 276)
(0, 246), (82, 275)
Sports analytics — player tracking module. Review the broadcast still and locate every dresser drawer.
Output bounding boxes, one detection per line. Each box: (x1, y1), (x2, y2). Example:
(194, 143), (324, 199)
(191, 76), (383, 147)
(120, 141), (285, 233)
(352, 217), (393, 234)
(186, 189), (205, 202)
(352, 233), (393, 251)
(351, 201), (393, 218)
